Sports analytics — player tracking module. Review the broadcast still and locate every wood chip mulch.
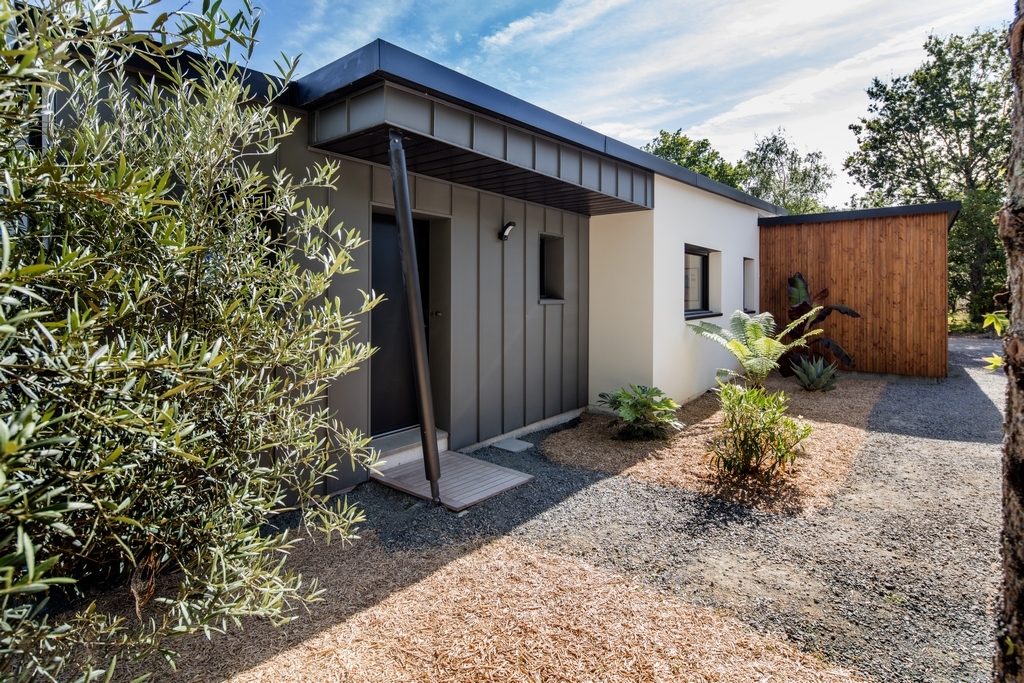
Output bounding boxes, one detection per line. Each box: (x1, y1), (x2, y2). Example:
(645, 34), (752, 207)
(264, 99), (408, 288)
(129, 534), (860, 682)
(541, 375), (888, 514)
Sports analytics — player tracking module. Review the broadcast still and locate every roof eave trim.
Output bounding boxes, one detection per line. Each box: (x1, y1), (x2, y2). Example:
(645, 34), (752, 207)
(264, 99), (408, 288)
(757, 201), (963, 227)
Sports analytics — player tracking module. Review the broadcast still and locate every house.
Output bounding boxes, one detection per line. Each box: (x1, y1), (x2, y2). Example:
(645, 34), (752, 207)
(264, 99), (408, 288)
(270, 39), (785, 495)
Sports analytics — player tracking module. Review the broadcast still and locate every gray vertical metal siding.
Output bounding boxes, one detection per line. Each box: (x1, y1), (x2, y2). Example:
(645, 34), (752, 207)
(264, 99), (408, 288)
(477, 193), (504, 441)
(561, 215), (580, 412)
(362, 162), (590, 450)
(577, 224), (591, 408)
(501, 200), (527, 434)
(327, 158), (374, 451)
(279, 116), (373, 490)
(449, 187), (480, 446)
(523, 203), (546, 427)
(280, 123), (590, 470)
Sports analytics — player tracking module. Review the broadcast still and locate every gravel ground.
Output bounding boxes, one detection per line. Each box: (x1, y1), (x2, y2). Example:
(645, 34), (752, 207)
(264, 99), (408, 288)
(347, 336), (1004, 682)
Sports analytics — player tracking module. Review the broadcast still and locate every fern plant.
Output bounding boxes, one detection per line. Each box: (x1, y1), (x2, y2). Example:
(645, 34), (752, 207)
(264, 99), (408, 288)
(597, 385), (683, 440)
(688, 309), (823, 387)
(791, 356), (840, 392)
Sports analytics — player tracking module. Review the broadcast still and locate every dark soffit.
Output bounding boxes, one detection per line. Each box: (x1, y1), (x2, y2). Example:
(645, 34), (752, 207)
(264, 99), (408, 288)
(316, 127), (649, 216)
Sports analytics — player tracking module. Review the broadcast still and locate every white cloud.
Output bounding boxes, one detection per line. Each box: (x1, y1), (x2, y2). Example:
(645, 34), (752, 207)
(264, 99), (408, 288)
(426, 31), (448, 54)
(679, 0), (1006, 205)
(266, 0), (423, 73)
(691, 0), (1005, 131)
(591, 121), (660, 142)
(480, 0), (633, 52)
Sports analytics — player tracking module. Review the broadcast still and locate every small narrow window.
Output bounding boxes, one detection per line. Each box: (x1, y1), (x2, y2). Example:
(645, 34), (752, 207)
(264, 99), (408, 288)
(743, 258), (756, 313)
(685, 245), (710, 316)
(540, 234), (565, 301)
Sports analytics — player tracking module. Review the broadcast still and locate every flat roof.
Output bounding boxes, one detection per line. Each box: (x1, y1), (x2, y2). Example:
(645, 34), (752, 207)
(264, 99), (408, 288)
(758, 201), (962, 229)
(291, 40), (785, 216)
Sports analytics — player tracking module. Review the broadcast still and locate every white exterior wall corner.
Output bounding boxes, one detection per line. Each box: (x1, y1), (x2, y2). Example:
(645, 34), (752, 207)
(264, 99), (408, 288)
(587, 210), (655, 405)
(651, 174), (762, 405)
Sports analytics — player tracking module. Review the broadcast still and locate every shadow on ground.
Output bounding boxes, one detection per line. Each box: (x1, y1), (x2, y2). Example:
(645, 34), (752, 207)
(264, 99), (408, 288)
(115, 336), (1004, 682)
(115, 422), (627, 681)
(867, 336), (1005, 443)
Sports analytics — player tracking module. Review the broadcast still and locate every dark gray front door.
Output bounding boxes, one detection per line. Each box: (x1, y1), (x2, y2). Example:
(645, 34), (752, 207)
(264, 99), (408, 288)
(370, 214), (430, 437)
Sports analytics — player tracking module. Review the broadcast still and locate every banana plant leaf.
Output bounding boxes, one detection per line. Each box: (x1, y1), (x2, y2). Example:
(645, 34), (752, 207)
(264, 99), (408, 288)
(819, 337), (855, 368)
(788, 273), (860, 323)
(783, 272), (861, 370)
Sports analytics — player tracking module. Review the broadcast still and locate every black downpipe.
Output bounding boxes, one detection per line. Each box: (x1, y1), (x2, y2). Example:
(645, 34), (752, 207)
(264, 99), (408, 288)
(388, 130), (442, 505)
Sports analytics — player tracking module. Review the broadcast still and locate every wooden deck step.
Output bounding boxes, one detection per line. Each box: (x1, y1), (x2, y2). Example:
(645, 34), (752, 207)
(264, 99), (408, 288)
(370, 451), (533, 511)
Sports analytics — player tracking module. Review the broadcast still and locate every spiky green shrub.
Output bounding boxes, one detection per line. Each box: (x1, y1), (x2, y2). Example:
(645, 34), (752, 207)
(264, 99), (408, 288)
(688, 309), (822, 388)
(597, 385), (683, 440)
(0, 2), (378, 680)
(791, 356), (840, 392)
(707, 382), (811, 480)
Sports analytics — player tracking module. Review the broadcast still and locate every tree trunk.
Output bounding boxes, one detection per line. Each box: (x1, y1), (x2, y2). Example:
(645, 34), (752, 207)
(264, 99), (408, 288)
(996, 6), (1024, 679)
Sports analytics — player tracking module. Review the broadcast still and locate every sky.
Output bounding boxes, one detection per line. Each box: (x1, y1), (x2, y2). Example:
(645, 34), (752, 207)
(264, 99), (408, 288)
(218, 0), (1007, 207)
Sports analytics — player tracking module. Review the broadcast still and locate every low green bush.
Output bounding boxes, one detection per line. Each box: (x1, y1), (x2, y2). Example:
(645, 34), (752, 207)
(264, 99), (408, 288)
(597, 385), (684, 440)
(791, 356), (840, 392)
(707, 382), (811, 480)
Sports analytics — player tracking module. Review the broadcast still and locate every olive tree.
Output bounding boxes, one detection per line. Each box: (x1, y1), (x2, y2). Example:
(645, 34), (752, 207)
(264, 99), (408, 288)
(0, 2), (376, 680)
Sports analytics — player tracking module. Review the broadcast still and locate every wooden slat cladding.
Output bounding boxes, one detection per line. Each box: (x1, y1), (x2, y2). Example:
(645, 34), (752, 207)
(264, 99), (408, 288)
(760, 213), (948, 378)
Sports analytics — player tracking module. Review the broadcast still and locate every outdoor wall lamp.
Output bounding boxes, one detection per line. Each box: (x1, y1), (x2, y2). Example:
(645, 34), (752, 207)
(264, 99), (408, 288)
(499, 221), (516, 241)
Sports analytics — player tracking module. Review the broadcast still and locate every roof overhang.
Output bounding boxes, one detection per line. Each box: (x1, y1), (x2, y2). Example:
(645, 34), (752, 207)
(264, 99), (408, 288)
(304, 79), (652, 216)
(290, 40), (783, 217)
(758, 201), (962, 230)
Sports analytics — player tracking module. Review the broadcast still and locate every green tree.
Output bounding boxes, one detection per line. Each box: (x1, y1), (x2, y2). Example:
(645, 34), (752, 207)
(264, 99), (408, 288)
(642, 129), (748, 188)
(0, 1), (376, 679)
(844, 29), (1010, 321)
(741, 129), (835, 214)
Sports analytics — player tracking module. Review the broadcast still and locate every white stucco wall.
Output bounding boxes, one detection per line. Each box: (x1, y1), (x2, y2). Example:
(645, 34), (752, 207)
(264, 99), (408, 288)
(652, 175), (762, 404)
(588, 174), (764, 408)
(587, 209), (655, 405)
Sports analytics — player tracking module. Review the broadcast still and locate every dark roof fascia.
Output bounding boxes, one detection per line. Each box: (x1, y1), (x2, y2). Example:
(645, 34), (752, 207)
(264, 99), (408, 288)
(293, 40), (786, 216)
(120, 49), (285, 106)
(600, 136), (784, 214)
(758, 201), (962, 229)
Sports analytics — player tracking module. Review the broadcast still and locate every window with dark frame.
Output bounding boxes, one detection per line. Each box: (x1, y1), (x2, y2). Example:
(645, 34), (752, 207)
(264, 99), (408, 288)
(684, 245), (710, 315)
(743, 257), (756, 313)
(540, 233), (565, 300)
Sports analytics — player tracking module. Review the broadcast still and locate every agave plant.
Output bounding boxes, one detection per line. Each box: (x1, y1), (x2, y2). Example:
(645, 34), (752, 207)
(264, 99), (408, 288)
(688, 309), (823, 388)
(791, 356), (840, 392)
(782, 272), (860, 375)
